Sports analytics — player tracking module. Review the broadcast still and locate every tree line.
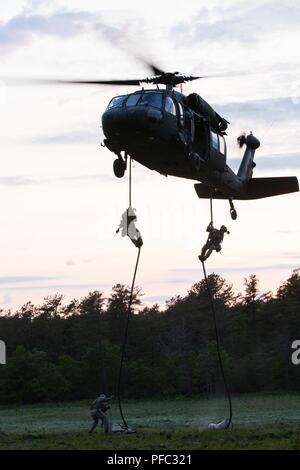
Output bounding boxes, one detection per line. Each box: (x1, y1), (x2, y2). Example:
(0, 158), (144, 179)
(0, 269), (300, 404)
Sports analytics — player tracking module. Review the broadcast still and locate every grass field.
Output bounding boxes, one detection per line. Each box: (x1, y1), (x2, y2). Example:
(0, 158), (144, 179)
(1, 394), (300, 449)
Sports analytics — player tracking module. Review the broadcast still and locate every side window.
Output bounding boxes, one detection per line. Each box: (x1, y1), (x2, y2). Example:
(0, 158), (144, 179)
(219, 135), (226, 154)
(165, 96), (177, 116)
(108, 95), (127, 109)
(177, 102), (184, 127)
(211, 131), (219, 150)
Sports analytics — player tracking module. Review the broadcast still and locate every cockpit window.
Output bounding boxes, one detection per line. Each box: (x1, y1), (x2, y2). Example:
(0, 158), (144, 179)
(110, 91), (163, 109)
(219, 135), (226, 154)
(139, 92), (163, 109)
(108, 95), (127, 109)
(211, 131), (219, 150)
(178, 102), (184, 126)
(125, 93), (142, 107)
(165, 96), (177, 116)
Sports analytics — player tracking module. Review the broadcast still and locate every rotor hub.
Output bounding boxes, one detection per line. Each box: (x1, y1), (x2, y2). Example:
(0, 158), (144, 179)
(145, 72), (199, 88)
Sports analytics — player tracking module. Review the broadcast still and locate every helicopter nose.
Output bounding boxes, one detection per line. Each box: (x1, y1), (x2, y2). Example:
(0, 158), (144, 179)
(102, 106), (162, 140)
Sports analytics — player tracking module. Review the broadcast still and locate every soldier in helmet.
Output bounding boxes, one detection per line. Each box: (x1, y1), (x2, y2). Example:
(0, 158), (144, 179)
(199, 222), (229, 262)
(88, 394), (114, 433)
(116, 207), (143, 248)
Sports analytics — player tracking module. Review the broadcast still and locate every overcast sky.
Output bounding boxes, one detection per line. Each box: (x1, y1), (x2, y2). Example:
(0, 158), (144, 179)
(0, 0), (300, 311)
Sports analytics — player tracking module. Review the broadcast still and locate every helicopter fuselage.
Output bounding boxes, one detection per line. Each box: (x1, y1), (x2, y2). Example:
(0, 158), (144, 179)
(102, 88), (299, 201)
(102, 89), (235, 184)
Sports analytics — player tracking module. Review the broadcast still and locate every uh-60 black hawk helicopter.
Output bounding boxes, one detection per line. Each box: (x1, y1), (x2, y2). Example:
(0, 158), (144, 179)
(13, 62), (299, 220)
(98, 64), (299, 219)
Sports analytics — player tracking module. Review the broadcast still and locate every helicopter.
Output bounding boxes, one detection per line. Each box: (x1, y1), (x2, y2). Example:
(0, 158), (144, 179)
(8, 62), (299, 220)
(98, 65), (299, 219)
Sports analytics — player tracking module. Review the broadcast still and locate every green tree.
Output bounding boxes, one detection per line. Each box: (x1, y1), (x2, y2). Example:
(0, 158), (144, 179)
(1, 346), (67, 403)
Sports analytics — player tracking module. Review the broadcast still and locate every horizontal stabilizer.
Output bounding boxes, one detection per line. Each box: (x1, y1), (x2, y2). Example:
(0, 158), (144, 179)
(244, 176), (299, 199)
(195, 176), (299, 200)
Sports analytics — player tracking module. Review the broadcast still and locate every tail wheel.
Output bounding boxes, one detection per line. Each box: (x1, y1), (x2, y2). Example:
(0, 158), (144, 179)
(230, 209), (237, 220)
(113, 158), (126, 178)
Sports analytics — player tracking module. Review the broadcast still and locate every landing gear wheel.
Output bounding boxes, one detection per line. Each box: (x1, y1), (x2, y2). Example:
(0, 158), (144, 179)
(113, 158), (126, 178)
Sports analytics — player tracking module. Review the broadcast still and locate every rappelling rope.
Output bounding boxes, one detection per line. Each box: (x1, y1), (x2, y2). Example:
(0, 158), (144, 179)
(200, 193), (233, 428)
(209, 189), (213, 224)
(117, 156), (142, 431)
(201, 260), (233, 427)
(129, 155), (132, 207)
(117, 246), (141, 430)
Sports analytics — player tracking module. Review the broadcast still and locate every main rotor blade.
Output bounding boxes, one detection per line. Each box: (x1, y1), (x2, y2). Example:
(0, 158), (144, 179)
(133, 55), (165, 77)
(4, 77), (144, 86)
(54, 78), (143, 86)
(145, 62), (165, 76)
(194, 71), (249, 79)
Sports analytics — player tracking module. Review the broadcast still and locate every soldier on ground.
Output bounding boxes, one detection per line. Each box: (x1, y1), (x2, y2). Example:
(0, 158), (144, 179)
(88, 394), (114, 433)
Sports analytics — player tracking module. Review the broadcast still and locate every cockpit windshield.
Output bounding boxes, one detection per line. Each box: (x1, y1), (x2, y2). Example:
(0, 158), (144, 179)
(125, 93), (142, 107)
(138, 92), (163, 108)
(125, 91), (163, 109)
(108, 91), (163, 110)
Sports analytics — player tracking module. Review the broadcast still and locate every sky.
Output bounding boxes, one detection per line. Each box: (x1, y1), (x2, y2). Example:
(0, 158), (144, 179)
(0, 0), (300, 311)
